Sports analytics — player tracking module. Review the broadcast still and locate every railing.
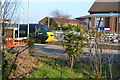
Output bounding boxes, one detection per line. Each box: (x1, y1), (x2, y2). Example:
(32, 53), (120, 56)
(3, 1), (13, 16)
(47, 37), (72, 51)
(52, 30), (64, 41)
(4, 37), (28, 48)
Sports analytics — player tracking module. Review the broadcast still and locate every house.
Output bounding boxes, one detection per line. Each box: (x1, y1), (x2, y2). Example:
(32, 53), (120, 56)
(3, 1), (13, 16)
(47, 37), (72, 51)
(5, 24), (18, 38)
(88, 1), (120, 33)
(0, 19), (18, 38)
(39, 17), (87, 27)
(75, 15), (89, 22)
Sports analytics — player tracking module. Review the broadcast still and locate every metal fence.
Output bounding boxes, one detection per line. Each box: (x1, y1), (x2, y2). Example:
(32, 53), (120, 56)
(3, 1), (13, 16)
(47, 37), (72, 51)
(52, 30), (64, 41)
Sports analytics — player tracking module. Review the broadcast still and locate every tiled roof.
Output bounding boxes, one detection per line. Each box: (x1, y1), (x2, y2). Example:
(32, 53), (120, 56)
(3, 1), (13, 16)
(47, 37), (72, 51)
(39, 17), (87, 25)
(88, 2), (120, 13)
(75, 15), (89, 19)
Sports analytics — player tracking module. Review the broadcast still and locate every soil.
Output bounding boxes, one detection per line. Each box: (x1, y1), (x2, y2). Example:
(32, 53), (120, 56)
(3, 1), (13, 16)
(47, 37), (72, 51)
(9, 47), (42, 78)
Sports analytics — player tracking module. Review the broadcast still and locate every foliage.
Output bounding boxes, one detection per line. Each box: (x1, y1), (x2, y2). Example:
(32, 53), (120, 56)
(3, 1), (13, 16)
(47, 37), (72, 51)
(26, 33), (35, 45)
(60, 24), (86, 32)
(2, 51), (15, 79)
(88, 27), (105, 78)
(60, 24), (69, 31)
(24, 33), (35, 53)
(45, 18), (58, 30)
(63, 26), (88, 69)
(89, 27), (102, 38)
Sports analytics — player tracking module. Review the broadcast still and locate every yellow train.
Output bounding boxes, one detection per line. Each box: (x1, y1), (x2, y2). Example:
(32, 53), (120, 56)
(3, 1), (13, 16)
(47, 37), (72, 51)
(18, 24), (54, 43)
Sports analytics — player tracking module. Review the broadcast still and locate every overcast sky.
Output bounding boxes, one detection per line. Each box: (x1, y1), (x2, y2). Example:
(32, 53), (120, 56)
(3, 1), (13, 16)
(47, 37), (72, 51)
(21, 1), (95, 24)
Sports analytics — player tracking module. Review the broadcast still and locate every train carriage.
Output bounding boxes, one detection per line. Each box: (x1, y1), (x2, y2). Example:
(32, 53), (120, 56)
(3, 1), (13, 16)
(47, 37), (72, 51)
(17, 24), (54, 43)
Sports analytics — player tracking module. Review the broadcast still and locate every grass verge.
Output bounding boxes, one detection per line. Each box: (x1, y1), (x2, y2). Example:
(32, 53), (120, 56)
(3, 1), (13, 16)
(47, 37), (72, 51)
(22, 56), (95, 78)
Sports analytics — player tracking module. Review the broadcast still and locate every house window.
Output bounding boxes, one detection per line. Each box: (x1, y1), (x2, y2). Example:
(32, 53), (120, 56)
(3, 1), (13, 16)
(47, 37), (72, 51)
(95, 17), (104, 27)
(105, 17), (110, 28)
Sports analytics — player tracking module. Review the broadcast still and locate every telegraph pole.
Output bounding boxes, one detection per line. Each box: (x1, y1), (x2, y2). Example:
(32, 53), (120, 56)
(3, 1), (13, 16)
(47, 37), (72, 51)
(48, 16), (50, 27)
(27, 0), (30, 37)
(18, 2), (23, 38)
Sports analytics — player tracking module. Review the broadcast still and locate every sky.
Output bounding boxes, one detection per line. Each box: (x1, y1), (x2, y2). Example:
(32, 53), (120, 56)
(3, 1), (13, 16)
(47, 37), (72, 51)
(21, 1), (95, 24)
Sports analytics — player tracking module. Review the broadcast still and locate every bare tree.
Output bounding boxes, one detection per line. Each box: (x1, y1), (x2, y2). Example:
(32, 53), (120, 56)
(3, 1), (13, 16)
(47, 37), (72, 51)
(51, 10), (71, 19)
(1, 0), (20, 22)
(0, 0), (21, 79)
(1, 0), (20, 50)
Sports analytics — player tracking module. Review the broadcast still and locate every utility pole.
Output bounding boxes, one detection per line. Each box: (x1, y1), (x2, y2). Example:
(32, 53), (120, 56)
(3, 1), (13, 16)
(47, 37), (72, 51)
(27, 0), (30, 37)
(18, 2), (23, 38)
(48, 16), (49, 27)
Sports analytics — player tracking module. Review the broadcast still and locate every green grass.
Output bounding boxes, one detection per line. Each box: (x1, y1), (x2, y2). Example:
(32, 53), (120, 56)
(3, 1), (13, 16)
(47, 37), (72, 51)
(24, 64), (84, 78)
(22, 57), (94, 78)
(21, 56), (120, 78)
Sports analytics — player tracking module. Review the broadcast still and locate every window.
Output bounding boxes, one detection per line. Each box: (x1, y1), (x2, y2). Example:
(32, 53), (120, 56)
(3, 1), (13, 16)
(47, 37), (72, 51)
(95, 17), (104, 27)
(105, 17), (110, 28)
(19, 30), (26, 34)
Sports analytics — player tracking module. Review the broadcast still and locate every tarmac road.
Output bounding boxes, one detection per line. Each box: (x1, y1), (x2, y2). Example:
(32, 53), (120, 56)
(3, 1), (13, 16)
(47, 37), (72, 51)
(32, 43), (67, 59)
(32, 43), (120, 64)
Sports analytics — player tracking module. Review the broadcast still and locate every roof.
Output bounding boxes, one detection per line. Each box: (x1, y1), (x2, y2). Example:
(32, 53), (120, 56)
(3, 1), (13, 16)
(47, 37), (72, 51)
(20, 24), (48, 27)
(75, 15), (89, 19)
(88, 2), (120, 13)
(39, 17), (87, 25)
(89, 13), (120, 17)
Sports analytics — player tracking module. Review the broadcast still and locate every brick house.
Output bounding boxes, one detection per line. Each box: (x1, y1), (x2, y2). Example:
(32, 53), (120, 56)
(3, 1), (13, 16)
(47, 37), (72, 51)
(4, 24), (18, 38)
(0, 19), (18, 38)
(88, 1), (120, 33)
(39, 17), (87, 27)
(75, 15), (89, 22)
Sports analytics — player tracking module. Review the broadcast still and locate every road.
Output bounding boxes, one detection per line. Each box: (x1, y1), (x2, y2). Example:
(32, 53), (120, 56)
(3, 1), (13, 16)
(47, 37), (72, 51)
(32, 43), (120, 64)
(32, 43), (67, 59)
